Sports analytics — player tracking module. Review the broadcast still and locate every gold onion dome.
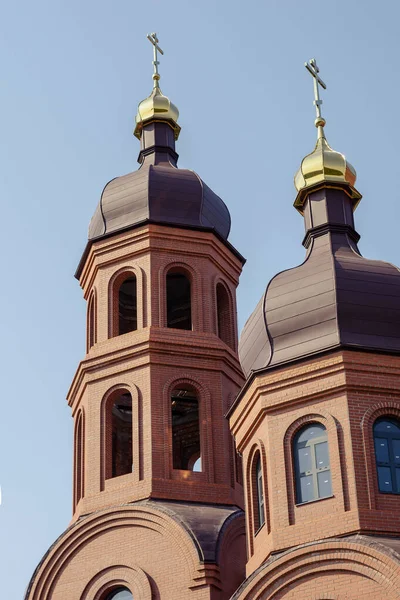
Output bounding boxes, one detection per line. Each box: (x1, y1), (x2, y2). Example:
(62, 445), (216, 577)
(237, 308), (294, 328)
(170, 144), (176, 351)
(134, 82), (180, 140)
(134, 33), (180, 141)
(294, 60), (361, 214)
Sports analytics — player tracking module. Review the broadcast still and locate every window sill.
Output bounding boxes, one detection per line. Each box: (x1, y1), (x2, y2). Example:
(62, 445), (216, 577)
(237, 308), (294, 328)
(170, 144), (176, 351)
(295, 494), (334, 507)
(254, 523), (265, 537)
(171, 469), (206, 481)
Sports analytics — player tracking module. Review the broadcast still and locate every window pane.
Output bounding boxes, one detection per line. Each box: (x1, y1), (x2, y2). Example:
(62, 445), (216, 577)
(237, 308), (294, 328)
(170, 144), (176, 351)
(377, 466), (393, 492)
(315, 441), (329, 469)
(108, 587), (133, 600)
(392, 439), (400, 464)
(396, 469), (400, 493)
(317, 469), (332, 498)
(297, 446), (312, 473)
(374, 437), (390, 464)
(297, 424), (326, 444)
(374, 419), (400, 434)
(299, 474), (314, 503)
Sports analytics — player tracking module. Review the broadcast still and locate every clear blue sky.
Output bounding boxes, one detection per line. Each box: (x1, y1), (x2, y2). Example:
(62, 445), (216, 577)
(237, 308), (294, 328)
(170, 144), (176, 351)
(1, 1), (400, 597)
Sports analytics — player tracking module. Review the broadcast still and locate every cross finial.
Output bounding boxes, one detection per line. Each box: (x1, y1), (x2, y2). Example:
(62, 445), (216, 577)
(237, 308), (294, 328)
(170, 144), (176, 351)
(305, 58), (327, 134)
(147, 32), (164, 89)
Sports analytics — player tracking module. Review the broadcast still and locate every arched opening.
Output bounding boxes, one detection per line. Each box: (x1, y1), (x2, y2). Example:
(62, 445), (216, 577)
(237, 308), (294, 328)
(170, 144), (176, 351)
(74, 412), (84, 507)
(216, 282), (232, 347)
(118, 275), (137, 335)
(294, 423), (331, 504)
(106, 391), (133, 479)
(374, 416), (400, 494)
(166, 270), (192, 330)
(171, 386), (201, 470)
(253, 453), (265, 531)
(235, 446), (243, 486)
(87, 292), (96, 350)
(105, 588), (133, 600)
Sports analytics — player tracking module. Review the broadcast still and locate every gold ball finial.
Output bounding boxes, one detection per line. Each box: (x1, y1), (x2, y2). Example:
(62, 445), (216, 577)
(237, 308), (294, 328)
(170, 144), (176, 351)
(315, 116), (326, 128)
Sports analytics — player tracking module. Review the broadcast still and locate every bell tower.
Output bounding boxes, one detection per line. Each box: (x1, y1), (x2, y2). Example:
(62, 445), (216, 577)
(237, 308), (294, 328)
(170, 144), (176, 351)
(26, 34), (246, 600)
(228, 59), (400, 600)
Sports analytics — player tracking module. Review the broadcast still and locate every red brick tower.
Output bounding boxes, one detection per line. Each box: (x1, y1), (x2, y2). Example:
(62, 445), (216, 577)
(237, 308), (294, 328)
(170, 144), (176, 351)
(229, 60), (400, 599)
(25, 35), (246, 600)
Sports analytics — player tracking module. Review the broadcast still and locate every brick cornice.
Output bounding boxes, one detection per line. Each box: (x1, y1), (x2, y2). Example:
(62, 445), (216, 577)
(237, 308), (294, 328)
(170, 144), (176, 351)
(68, 328), (244, 410)
(78, 223), (243, 294)
(230, 350), (400, 447)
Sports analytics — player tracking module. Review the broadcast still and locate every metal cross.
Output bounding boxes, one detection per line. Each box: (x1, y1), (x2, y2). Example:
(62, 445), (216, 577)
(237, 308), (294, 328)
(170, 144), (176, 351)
(147, 32), (164, 85)
(305, 58), (327, 121)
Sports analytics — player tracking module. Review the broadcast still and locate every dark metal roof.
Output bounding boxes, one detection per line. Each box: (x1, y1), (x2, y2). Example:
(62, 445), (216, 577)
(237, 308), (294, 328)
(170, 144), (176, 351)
(239, 187), (400, 377)
(87, 119), (231, 243)
(150, 500), (243, 563)
(89, 162), (231, 241)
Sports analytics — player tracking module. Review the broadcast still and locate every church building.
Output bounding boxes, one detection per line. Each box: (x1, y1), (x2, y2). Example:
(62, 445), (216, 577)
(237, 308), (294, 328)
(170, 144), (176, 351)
(25, 38), (400, 600)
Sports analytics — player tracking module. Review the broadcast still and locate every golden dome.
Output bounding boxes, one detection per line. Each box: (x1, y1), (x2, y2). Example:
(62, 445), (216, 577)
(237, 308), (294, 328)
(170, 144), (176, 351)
(294, 122), (361, 214)
(134, 79), (181, 140)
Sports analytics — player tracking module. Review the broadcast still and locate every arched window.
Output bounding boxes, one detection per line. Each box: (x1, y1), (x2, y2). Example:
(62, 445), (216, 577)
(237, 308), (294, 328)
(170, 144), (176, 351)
(87, 292), (96, 350)
(235, 441), (243, 486)
(253, 453), (265, 530)
(216, 283), (233, 347)
(171, 386), (200, 470)
(106, 588), (133, 600)
(74, 412), (84, 507)
(294, 423), (331, 504)
(374, 417), (400, 494)
(106, 391), (133, 479)
(166, 271), (192, 330)
(118, 276), (137, 335)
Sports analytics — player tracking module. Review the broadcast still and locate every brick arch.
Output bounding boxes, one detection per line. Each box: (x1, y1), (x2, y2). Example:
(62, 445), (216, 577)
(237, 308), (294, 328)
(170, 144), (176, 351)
(108, 265), (145, 336)
(25, 504), (204, 600)
(82, 565), (152, 600)
(158, 260), (202, 331)
(361, 402), (400, 510)
(283, 411), (345, 525)
(213, 276), (237, 350)
(231, 538), (400, 600)
(245, 441), (268, 555)
(162, 374), (213, 482)
(100, 383), (141, 490)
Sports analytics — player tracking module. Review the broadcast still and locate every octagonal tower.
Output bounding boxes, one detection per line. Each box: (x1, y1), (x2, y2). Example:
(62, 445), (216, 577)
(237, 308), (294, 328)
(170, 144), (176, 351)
(25, 36), (246, 600)
(229, 59), (400, 600)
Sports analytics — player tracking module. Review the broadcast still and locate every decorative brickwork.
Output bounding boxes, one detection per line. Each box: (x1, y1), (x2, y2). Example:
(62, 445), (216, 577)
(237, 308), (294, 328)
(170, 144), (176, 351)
(25, 503), (245, 600)
(229, 350), (400, 597)
(26, 220), (246, 599)
(231, 536), (400, 600)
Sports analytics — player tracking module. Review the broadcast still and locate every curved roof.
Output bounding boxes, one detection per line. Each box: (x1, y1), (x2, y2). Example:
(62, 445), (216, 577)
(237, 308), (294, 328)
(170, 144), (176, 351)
(89, 161), (231, 241)
(239, 188), (400, 377)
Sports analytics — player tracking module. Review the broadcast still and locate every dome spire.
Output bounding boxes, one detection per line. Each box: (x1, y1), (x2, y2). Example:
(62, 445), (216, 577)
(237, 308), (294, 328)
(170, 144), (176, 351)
(147, 32), (163, 90)
(294, 58), (361, 213)
(305, 58), (327, 138)
(134, 32), (181, 141)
